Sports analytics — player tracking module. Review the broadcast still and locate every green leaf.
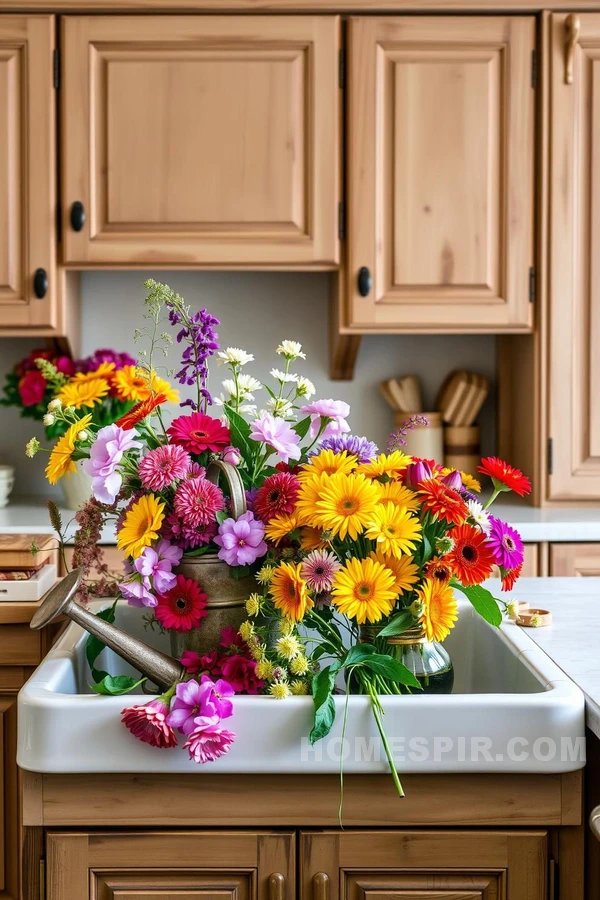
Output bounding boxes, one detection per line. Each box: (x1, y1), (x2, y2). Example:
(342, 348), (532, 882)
(86, 600), (118, 683)
(90, 674), (146, 696)
(452, 581), (502, 627)
(215, 510), (228, 525)
(293, 416), (312, 440)
(231, 564), (251, 580)
(342, 644), (376, 667)
(223, 404), (252, 466)
(362, 653), (422, 690)
(310, 664), (338, 744)
(377, 611), (414, 638)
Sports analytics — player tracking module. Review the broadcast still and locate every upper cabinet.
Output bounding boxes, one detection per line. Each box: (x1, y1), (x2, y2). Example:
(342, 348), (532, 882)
(60, 16), (340, 268)
(0, 16), (56, 330)
(346, 16), (535, 333)
(548, 13), (600, 501)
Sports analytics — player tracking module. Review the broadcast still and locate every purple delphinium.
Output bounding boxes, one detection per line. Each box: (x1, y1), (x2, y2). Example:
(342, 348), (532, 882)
(387, 414), (430, 451)
(314, 434), (378, 464)
(166, 302), (220, 412)
(77, 349), (136, 372)
(83, 424), (142, 505)
(487, 516), (525, 570)
(214, 511), (267, 566)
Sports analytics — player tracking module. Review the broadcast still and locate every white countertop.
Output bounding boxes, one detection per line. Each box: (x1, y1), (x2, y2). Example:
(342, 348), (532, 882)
(489, 576), (600, 739)
(3, 495), (600, 543)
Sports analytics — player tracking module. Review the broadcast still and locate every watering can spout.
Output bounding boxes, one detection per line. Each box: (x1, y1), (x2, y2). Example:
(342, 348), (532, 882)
(30, 569), (185, 691)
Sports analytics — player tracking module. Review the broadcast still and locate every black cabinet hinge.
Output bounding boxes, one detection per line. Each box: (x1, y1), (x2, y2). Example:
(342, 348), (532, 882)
(529, 266), (536, 303)
(338, 48), (345, 89)
(53, 48), (60, 89)
(547, 437), (554, 476)
(531, 48), (538, 88)
(338, 200), (346, 241)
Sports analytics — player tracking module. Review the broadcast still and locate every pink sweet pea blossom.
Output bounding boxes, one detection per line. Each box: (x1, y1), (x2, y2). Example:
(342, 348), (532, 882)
(83, 424), (142, 504)
(214, 511), (267, 566)
(134, 540), (183, 595)
(301, 399), (350, 440)
(249, 412), (301, 464)
(183, 716), (236, 764)
(121, 698), (178, 749)
(167, 676), (234, 735)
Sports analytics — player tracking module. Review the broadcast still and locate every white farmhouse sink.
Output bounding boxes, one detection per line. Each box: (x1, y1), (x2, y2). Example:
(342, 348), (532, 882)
(17, 598), (585, 775)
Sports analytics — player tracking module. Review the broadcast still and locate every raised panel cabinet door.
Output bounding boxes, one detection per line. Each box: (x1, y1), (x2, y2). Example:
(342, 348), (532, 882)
(0, 16), (56, 329)
(550, 543), (600, 576)
(47, 832), (295, 900)
(61, 16), (339, 267)
(0, 696), (20, 900)
(548, 14), (600, 500)
(301, 830), (548, 900)
(347, 17), (535, 333)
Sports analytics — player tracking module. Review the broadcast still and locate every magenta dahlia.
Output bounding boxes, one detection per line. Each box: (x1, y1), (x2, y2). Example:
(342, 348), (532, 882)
(487, 516), (524, 571)
(167, 412), (231, 454)
(254, 471), (300, 522)
(162, 512), (218, 551)
(173, 476), (225, 527)
(138, 444), (191, 491)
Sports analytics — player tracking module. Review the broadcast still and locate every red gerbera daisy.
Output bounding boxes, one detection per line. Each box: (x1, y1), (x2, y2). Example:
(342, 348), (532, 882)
(477, 456), (532, 497)
(167, 412), (231, 454)
(417, 478), (468, 526)
(155, 575), (208, 632)
(447, 524), (495, 586)
(424, 555), (453, 585)
(254, 472), (300, 522)
(115, 393), (167, 430)
(500, 563), (523, 592)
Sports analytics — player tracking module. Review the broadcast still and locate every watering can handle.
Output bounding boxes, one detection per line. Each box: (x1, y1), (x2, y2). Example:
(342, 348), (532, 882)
(206, 459), (247, 520)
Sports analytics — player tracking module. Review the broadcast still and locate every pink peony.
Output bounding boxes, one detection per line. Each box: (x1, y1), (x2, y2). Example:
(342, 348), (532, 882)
(249, 412), (301, 464)
(301, 399), (350, 440)
(138, 444), (191, 491)
(214, 511), (267, 566)
(18, 370), (46, 406)
(183, 716), (236, 764)
(83, 424), (142, 504)
(173, 476), (224, 527)
(121, 698), (178, 749)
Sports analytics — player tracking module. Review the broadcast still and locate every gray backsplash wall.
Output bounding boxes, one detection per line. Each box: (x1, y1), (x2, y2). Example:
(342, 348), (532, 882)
(0, 271), (496, 496)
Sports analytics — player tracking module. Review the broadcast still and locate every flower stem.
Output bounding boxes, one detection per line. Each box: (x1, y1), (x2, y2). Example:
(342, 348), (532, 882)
(366, 680), (404, 798)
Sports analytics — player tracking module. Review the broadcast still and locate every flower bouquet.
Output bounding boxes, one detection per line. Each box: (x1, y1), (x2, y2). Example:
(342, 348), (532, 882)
(30, 280), (531, 791)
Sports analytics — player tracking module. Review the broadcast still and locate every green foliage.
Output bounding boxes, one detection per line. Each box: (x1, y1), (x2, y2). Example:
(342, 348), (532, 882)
(223, 403), (253, 468)
(85, 600), (118, 683)
(376, 610), (414, 638)
(293, 416), (312, 440)
(452, 580), (502, 627)
(90, 674), (146, 695)
(309, 663), (340, 744)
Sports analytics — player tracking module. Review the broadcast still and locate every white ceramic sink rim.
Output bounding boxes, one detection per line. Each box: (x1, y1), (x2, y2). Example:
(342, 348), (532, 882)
(17, 598), (585, 775)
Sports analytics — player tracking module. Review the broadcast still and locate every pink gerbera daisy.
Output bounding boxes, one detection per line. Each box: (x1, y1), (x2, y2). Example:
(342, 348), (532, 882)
(138, 444), (191, 491)
(300, 549), (342, 593)
(121, 698), (178, 749)
(174, 476), (225, 527)
(167, 412), (231, 454)
(183, 716), (236, 763)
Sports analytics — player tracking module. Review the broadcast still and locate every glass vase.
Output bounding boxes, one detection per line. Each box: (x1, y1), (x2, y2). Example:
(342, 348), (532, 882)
(360, 624), (454, 695)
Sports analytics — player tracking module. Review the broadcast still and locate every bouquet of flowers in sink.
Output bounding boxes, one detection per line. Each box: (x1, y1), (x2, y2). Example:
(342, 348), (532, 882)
(29, 280), (531, 785)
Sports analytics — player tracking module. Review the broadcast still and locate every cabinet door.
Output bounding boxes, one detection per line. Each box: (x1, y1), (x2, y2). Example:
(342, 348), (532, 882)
(0, 695), (20, 900)
(550, 542), (600, 576)
(0, 16), (56, 329)
(301, 830), (547, 900)
(347, 17), (534, 333)
(48, 832), (295, 900)
(548, 14), (600, 500)
(61, 16), (339, 268)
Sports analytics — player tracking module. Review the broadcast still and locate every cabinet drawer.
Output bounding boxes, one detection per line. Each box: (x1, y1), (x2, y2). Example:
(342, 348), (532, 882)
(0, 624), (40, 666)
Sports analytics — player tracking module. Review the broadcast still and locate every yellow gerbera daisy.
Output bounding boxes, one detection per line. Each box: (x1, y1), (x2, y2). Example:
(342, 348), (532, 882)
(299, 449), (357, 480)
(299, 526), (329, 551)
(356, 450), (412, 480)
(265, 512), (299, 545)
(58, 378), (110, 409)
(270, 561), (313, 622)
(332, 557), (397, 624)
(113, 366), (179, 404)
(417, 577), (459, 642)
(295, 471), (331, 526)
(365, 502), (422, 558)
(315, 472), (380, 540)
(45, 414), (93, 484)
(71, 362), (116, 383)
(117, 494), (165, 558)
(376, 481), (420, 513)
(369, 549), (420, 595)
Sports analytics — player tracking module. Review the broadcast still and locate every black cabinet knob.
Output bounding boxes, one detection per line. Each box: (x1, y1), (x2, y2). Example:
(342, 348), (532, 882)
(357, 266), (372, 297)
(70, 201), (85, 232)
(33, 268), (48, 299)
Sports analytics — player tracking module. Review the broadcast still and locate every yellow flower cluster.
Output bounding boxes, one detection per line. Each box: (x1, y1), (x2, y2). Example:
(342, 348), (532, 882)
(56, 363), (178, 411)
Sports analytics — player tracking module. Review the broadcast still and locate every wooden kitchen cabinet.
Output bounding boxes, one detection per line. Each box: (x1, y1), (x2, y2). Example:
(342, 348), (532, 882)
(547, 13), (600, 501)
(301, 829), (548, 900)
(345, 16), (535, 334)
(0, 16), (56, 331)
(46, 831), (296, 900)
(60, 16), (339, 269)
(550, 543), (600, 577)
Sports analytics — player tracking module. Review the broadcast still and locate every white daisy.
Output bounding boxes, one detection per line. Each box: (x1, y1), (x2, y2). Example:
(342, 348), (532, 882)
(466, 499), (491, 534)
(217, 347), (254, 366)
(238, 374), (263, 393)
(295, 376), (315, 399)
(267, 397), (293, 418)
(276, 340), (306, 361)
(270, 368), (299, 384)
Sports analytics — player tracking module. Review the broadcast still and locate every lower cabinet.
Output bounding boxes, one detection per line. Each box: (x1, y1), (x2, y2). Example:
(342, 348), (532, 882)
(46, 829), (549, 900)
(550, 543), (600, 576)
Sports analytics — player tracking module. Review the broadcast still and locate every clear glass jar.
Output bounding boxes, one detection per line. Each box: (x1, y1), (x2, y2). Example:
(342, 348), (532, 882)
(359, 624), (454, 695)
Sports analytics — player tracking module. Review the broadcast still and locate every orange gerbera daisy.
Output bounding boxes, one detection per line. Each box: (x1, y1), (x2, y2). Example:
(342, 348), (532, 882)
(417, 578), (458, 642)
(500, 562), (523, 592)
(477, 456), (532, 498)
(447, 524), (495, 586)
(424, 555), (453, 585)
(270, 562), (313, 622)
(418, 478), (468, 526)
(115, 393), (168, 430)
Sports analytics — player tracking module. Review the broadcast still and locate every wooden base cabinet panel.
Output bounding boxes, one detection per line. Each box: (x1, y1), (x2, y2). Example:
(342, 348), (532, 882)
(61, 16), (339, 268)
(300, 830), (548, 900)
(346, 16), (534, 333)
(550, 542), (600, 576)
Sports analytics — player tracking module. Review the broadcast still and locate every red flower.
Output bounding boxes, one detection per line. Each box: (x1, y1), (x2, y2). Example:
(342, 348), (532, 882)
(167, 412), (231, 454)
(500, 563), (523, 592)
(115, 393), (167, 430)
(254, 472), (300, 522)
(219, 626), (247, 653)
(155, 575), (208, 632)
(121, 699), (178, 749)
(219, 655), (264, 694)
(275, 462), (302, 475)
(424, 556), (453, 584)
(18, 370), (46, 406)
(181, 649), (221, 676)
(477, 457), (532, 497)
(447, 524), (495, 586)
(418, 478), (468, 525)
